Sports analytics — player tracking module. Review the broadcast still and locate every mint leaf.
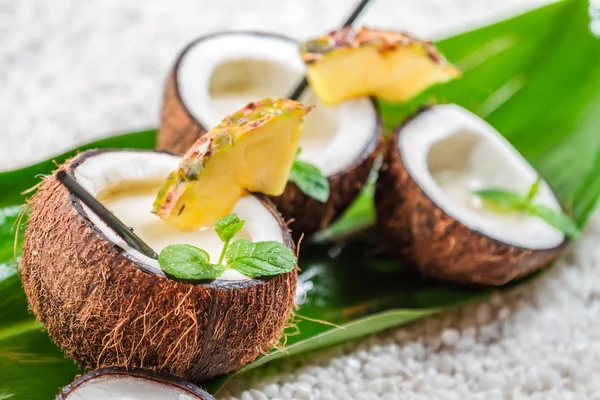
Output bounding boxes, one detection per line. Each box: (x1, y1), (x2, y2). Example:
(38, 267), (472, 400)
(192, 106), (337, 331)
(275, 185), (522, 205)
(473, 185), (580, 239)
(526, 176), (542, 202)
(214, 213), (245, 243)
(158, 244), (225, 281)
(529, 204), (581, 239)
(289, 160), (330, 203)
(214, 213), (246, 265)
(472, 188), (529, 212)
(225, 239), (297, 278)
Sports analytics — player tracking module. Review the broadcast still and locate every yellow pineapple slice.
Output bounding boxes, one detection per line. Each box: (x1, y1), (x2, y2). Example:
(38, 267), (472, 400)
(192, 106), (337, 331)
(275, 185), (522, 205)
(300, 26), (460, 104)
(153, 98), (312, 229)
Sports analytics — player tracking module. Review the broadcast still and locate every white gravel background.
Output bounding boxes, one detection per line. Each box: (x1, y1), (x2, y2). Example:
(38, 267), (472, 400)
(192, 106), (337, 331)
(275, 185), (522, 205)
(3, 0), (600, 399)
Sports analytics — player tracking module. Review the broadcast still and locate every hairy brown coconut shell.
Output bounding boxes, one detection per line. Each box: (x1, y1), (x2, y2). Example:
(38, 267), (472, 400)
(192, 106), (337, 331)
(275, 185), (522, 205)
(21, 149), (297, 383)
(375, 110), (567, 286)
(56, 367), (215, 400)
(156, 31), (384, 236)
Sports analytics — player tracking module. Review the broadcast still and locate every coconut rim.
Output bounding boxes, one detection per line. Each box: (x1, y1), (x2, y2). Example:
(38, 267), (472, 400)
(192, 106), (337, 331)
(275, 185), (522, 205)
(321, 97), (381, 181)
(168, 30), (383, 179)
(56, 366), (215, 400)
(391, 105), (569, 253)
(64, 148), (294, 290)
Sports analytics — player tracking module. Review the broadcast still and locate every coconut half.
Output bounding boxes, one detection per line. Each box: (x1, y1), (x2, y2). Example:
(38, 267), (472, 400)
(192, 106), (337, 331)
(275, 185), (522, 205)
(157, 31), (382, 235)
(56, 367), (215, 400)
(21, 149), (296, 382)
(376, 104), (567, 285)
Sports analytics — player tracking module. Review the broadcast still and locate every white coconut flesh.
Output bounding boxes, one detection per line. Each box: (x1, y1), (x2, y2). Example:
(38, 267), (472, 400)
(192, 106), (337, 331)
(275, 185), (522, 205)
(399, 104), (565, 250)
(177, 32), (378, 177)
(62, 374), (205, 400)
(73, 151), (286, 281)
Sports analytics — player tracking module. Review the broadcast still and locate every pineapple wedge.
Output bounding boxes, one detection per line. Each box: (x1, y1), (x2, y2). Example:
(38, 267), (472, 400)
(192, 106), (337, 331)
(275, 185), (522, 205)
(300, 27), (460, 104)
(153, 98), (312, 229)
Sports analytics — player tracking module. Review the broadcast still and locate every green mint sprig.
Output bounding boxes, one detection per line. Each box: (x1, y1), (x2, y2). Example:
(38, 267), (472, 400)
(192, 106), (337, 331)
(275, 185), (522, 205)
(158, 213), (296, 282)
(214, 213), (245, 264)
(289, 148), (330, 203)
(472, 176), (580, 239)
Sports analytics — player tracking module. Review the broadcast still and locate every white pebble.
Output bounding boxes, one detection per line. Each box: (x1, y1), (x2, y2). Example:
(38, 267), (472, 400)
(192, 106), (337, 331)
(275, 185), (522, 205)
(366, 378), (387, 394)
(523, 368), (542, 393)
(279, 383), (294, 400)
(363, 363), (384, 379)
(262, 384), (279, 398)
(250, 390), (268, 400)
(479, 325), (501, 343)
(539, 367), (562, 390)
(456, 335), (476, 351)
(431, 374), (455, 389)
(497, 307), (512, 321)
(293, 383), (312, 399)
(478, 373), (505, 390)
(441, 328), (461, 347)
(347, 381), (362, 392)
(297, 374), (318, 386)
(344, 366), (361, 382)
(240, 392), (253, 400)
(462, 327), (477, 338)
(355, 350), (370, 361)
(346, 356), (362, 370)
(437, 356), (455, 375)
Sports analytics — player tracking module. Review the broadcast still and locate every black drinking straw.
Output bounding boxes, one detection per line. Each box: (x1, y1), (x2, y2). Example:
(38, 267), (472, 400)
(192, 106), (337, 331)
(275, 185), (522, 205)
(289, 0), (373, 101)
(57, 170), (159, 260)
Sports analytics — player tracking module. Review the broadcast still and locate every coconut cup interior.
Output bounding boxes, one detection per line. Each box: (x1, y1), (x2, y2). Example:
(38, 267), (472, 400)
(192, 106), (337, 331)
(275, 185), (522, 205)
(71, 149), (290, 281)
(56, 367), (215, 400)
(174, 31), (379, 177)
(399, 104), (566, 250)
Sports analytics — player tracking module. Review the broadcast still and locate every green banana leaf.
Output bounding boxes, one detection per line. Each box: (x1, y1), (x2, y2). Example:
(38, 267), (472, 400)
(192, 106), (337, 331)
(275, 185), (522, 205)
(1, 0), (599, 397)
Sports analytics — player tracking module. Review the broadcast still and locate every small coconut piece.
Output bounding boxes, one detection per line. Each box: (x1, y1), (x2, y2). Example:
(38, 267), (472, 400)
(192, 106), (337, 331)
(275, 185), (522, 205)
(21, 149), (296, 383)
(56, 367), (215, 400)
(156, 31), (382, 235)
(375, 105), (567, 285)
(300, 26), (460, 104)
